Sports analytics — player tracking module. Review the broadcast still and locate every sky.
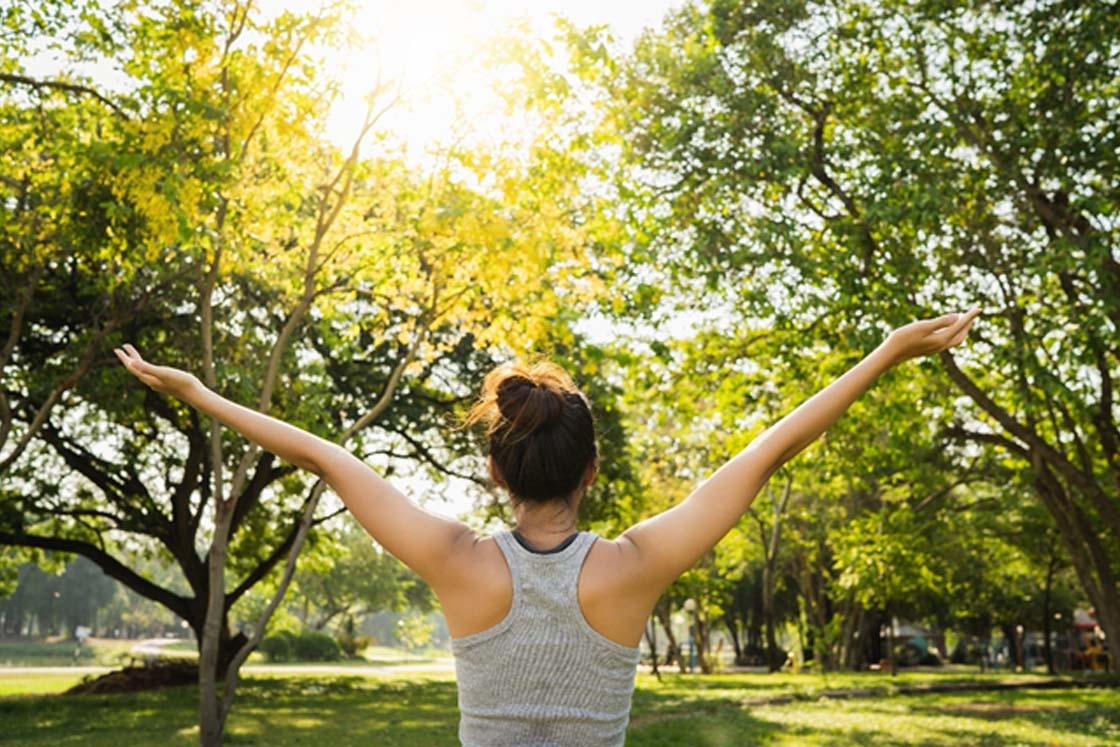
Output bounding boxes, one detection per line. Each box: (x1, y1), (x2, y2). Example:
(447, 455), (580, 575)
(293, 0), (685, 155)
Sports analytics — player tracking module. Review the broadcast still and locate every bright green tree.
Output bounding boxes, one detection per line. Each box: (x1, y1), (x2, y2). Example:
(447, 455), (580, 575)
(578, 0), (1120, 665)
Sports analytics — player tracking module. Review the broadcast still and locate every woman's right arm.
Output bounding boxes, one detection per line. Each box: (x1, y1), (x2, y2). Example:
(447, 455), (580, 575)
(114, 345), (476, 584)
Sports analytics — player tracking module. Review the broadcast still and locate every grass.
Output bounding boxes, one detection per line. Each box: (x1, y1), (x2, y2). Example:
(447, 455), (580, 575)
(0, 637), (152, 668)
(0, 672), (90, 696)
(627, 672), (1120, 746)
(0, 670), (1116, 746)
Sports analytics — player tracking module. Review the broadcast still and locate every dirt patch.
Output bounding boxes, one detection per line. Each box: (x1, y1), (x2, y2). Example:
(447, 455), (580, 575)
(65, 659), (198, 695)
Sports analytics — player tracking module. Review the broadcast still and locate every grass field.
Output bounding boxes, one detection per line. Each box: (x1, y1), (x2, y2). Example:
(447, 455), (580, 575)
(0, 670), (1116, 746)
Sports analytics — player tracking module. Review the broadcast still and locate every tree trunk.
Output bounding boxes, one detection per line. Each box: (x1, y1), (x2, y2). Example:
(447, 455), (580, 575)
(1043, 544), (1057, 675)
(759, 478), (791, 672)
(644, 618), (660, 678)
(653, 602), (681, 670)
(842, 606), (878, 670)
(866, 611), (883, 669)
(692, 610), (713, 674)
(198, 503), (235, 747)
(1002, 623), (1022, 672)
(886, 611), (897, 676)
(723, 610), (744, 666)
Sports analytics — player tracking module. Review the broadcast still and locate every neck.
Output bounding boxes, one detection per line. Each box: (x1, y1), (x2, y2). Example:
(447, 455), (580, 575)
(513, 498), (578, 549)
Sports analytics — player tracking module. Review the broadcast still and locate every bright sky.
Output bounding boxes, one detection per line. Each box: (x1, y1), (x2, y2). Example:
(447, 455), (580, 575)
(286, 0), (684, 155)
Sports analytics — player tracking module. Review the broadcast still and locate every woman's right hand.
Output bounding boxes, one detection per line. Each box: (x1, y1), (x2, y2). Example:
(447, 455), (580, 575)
(114, 344), (202, 399)
(883, 308), (981, 364)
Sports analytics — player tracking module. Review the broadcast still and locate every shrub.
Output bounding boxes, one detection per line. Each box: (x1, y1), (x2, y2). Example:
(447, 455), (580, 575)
(338, 633), (373, 659)
(259, 630), (296, 662)
(291, 630), (342, 662)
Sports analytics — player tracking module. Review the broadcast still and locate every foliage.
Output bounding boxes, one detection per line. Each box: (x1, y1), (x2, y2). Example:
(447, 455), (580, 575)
(259, 629), (342, 662)
(256, 631), (294, 663)
(1, 0), (611, 742)
(287, 521), (434, 633)
(0, 556), (117, 637)
(551, 0), (1120, 667)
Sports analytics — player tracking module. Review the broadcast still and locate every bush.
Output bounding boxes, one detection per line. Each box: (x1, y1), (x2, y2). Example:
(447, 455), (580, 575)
(290, 630), (342, 662)
(259, 630), (296, 662)
(259, 629), (343, 662)
(337, 633), (373, 659)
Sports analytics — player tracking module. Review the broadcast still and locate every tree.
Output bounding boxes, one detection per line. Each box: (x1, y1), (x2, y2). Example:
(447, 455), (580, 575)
(1, 2), (600, 744)
(582, 0), (1120, 667)
(290, 521), (433, 633)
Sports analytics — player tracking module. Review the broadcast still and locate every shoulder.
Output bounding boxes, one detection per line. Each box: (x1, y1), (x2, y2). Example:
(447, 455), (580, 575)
(578, 536), (658, 647)
(434, 531), (515, 640)
(583, 535), (643, 581)
(444, 531), (509, 580)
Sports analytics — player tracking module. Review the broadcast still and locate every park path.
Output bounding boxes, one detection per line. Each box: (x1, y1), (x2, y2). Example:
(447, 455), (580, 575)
(1, 661), (456, 676)
(2, 637), (455, 677)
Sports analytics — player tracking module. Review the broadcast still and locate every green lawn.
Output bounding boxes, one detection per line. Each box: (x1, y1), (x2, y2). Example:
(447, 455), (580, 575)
(0, 671), (1116, 746)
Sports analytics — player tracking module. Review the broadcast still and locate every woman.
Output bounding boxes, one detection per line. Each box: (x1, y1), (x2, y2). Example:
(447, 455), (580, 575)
(115, 308), (979, 746)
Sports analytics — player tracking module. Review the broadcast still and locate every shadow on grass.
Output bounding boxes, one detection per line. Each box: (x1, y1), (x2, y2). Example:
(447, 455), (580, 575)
(0, 683), (199, 746)
(905, 688), (1120, 745)
(748, 688), (1120, 747)
(628, 676), (784, 746)
(227, 676), (461, 746)
(628, 675), (1120, 747)
(0, 676), (463, 747)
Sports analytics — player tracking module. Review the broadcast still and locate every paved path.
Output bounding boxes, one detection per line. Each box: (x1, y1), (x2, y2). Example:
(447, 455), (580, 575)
(1, 661), (455, 676)
(2, 637), (455, 677)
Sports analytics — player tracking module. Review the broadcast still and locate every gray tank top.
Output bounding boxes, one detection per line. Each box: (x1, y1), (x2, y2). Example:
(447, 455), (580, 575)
(451, 530), (642, 746)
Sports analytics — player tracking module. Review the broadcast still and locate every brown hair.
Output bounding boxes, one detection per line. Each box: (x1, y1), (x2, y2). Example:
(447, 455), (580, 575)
(465, 361), (598, 503)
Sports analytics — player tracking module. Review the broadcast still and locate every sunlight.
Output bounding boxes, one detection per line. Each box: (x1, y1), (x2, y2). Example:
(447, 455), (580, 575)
(327, 0), (514, 152)
(281, 0), (680, 156)
(271, 1), (681, 520)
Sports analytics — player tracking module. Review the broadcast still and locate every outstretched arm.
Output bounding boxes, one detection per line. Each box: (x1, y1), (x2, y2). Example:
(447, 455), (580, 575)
(618, 309), (980, 594)
(114, 345), (474, 584)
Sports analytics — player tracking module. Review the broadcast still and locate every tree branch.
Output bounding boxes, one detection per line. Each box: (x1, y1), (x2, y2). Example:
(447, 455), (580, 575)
(0, 531), (190, 617)
(0, 72), (130, 118)
(941, 352), (1120, 537)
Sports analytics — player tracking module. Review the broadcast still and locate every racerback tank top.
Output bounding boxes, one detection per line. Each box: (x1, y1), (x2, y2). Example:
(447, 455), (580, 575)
(451, 530), (642, 746)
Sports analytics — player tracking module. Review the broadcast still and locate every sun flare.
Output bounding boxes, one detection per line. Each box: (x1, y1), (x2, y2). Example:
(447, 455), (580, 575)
(280, 0), (676, 156)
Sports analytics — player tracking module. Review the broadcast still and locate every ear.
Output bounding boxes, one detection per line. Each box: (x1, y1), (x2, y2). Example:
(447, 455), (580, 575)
(488, 455), (508, 490)
(582, 456), (600, 489)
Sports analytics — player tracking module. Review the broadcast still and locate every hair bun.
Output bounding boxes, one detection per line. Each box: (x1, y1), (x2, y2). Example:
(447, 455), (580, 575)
(496, 375), (566, 435)
(465, 360), (598, 502)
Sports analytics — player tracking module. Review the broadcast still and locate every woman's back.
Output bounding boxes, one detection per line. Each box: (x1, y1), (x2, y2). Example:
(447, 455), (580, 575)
(453, 531), (639, 747)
